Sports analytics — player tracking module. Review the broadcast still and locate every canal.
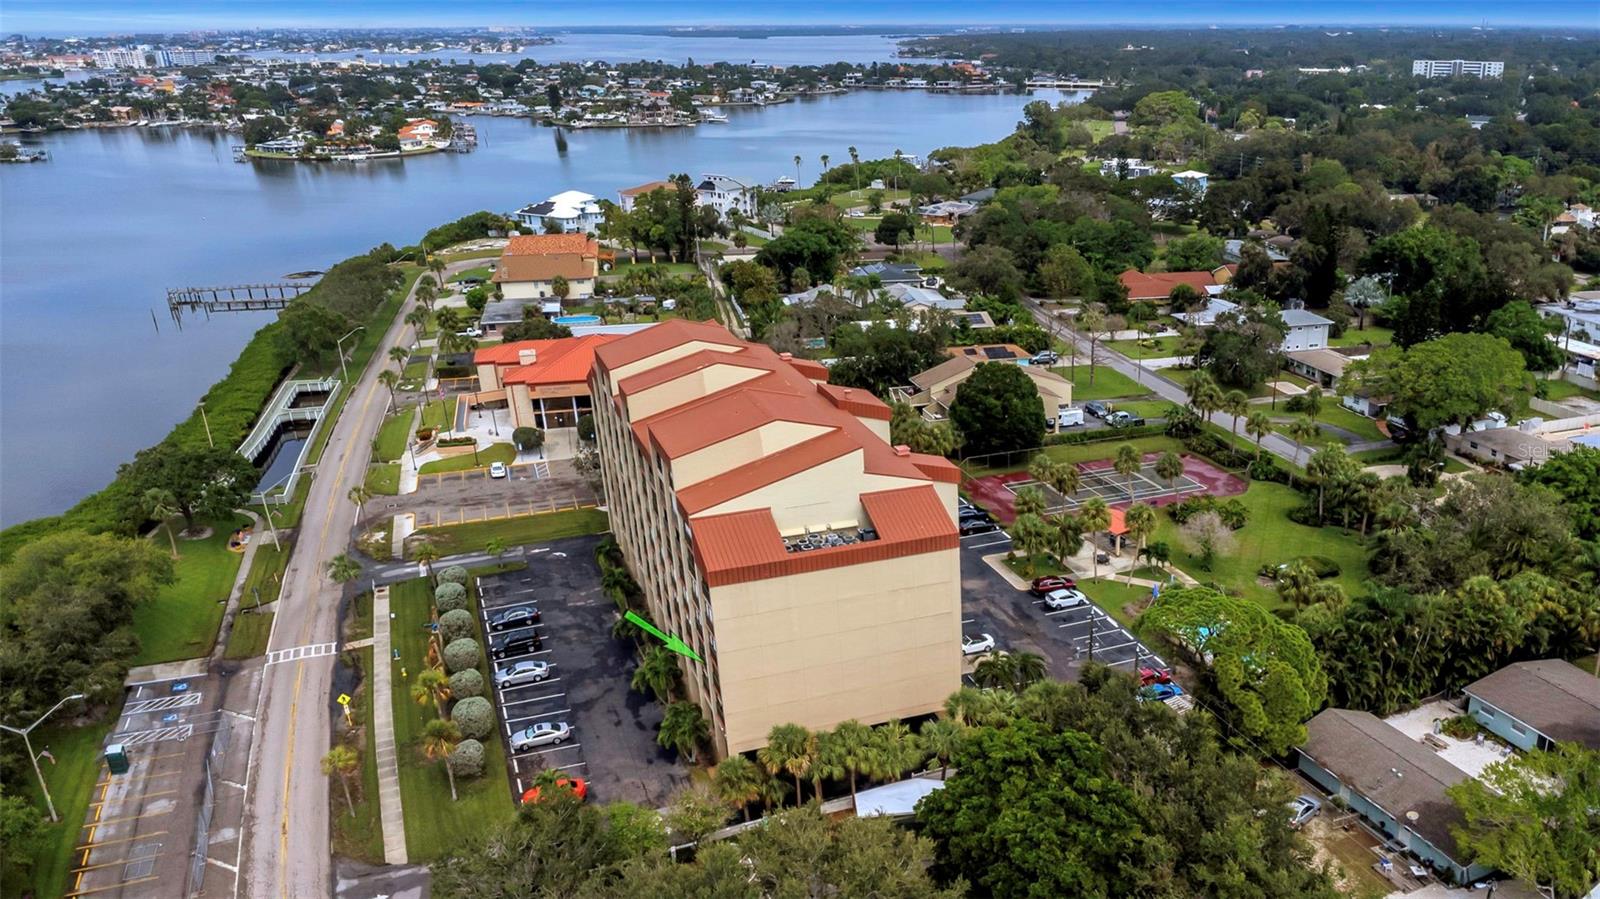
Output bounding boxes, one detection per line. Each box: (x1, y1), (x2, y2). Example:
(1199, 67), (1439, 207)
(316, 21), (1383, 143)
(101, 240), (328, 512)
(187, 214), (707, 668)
(0, 81), (1083, 525)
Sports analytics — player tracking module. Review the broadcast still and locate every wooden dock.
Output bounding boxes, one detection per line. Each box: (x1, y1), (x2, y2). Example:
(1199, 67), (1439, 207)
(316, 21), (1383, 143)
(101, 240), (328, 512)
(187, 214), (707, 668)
(165, 282), (313, 325)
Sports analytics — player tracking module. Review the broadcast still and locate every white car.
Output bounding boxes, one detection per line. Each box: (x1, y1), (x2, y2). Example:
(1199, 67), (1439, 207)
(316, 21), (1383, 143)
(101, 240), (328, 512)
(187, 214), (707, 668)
(489, 461), (508, 479)
(510, 721), (571, 752)
(1042, 588), (1088, 611)
(961, 633), (996, 656)
(495, 660), (551, 689)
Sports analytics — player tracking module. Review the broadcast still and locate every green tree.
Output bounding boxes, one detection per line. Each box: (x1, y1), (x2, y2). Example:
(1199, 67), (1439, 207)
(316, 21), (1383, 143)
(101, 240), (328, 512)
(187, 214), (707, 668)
(421, 718), (463, 801)
(1347, 332), (1530, 431)
(1276, 561), (1321, 609)
(1114, 443), (1142, 501)
(1154, 451), (1185, 487)
(1009, 512), (1051, 574)
(1286, 416), (1321, 469)
(431, 791), (629, 898)
(712, 754), (764, 821)
(657, 701), (708, 762)
(1078, 498), (1111, 579)
(629, 646), (680, 704)
(1123, 502), (1158, 557)
(1163, 232), (1225, 270)
(1039, 244), (1094, 298)
(411, 667), (452, 717)
(874, 211), (916, 249)
(275, 299), (352, 365)
(500, 309), (573, 342)
(665, 781), (729, 843)
(918, 718), (964, 780)
(322, 745), (360, 816)
(141, 487), (182, 559)
(758, 723), (816, 804)
(1245, 410), (1275, 459)
(327, 553), (362, 584)
(1521, 446), (1600, 540)
(949, 362), (1045, 458)
(0, 788), (49, 876)
(119, 443), (260, 533)
(551, 275), (571, 307)
(1221, 389), (1250, 438)
(1362, 226), (1493, 346)
(1485, 300), (1564, 372)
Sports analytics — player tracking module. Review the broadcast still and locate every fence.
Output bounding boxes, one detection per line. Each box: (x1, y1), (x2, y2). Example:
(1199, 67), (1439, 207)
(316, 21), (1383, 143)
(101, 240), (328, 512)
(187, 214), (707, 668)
(959, 424), (1170, 475)
(237, 377), (340, 461)
(186, 722), (231, 896)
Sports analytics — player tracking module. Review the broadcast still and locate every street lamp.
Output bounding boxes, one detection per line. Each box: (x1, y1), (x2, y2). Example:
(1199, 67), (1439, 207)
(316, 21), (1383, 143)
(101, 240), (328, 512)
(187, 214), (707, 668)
(257, 492), (281, 551)
(335, 326), (366, 384)
(198, 400), (214, 448)
(1, 693), (86, 822)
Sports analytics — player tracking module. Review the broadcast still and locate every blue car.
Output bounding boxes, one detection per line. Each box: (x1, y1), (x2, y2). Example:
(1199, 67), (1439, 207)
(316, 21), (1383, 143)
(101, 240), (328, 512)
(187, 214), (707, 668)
(1139, 682), (1185, 702)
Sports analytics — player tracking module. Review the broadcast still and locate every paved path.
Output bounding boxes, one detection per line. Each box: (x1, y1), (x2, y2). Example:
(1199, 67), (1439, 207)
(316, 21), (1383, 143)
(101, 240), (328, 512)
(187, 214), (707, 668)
(368, 585), (407, 864)
(210, 510), (267, 664)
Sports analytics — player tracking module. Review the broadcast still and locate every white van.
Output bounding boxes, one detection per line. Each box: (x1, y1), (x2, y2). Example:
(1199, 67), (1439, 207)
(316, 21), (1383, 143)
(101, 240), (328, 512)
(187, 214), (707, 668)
(1056, 407), (1086, 428)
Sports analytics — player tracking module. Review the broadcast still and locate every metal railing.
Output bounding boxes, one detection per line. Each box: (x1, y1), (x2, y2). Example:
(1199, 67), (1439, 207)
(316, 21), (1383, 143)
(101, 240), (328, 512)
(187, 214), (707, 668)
(237, 377), (340, 461)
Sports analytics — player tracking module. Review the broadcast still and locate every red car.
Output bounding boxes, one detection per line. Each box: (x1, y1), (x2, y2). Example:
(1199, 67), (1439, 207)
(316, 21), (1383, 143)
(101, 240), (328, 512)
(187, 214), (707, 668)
(521, 776), (588, 804)
(1138, 667), (1173, 686)
(1029, 576), (1077, 596)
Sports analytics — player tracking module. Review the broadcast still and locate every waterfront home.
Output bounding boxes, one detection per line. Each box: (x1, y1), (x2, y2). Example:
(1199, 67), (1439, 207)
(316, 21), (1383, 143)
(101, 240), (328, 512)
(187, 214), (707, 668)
(1296, 708), (1494, 886)
(492, 233), (603, 302)
(618, 180), (674, 212)
(515, 190), (604, 234)
(1463, 659), (1600, 751)
(397, 118), (439, 150)
(695, 174), (757, 220)
(473, 335), (621, 436)
(1099, 157), (1157, 179)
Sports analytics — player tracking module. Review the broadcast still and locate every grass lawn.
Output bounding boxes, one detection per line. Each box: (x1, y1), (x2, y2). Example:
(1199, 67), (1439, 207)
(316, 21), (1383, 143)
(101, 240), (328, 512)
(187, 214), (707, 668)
(421, 397), (458, 432)
(1330, 325), (1394, 348)
(131, 514), (252, 665)
(1116, 399), (1174, 419)
(389, 578), (517, 861)
(447, 266), (492, 283)
(1152, 480), (1370, 608)
(1053, 364), (1151, 402)
(374, 410), (413, 462)
(1310, 403), (1387, 443)
(224, 610), (275, 659)
(3, 714), (118, 899)
(1164, 367), (1278, 399)
(402, 359), (430, 383)
(1081, 578), (1160, 632)
(1002, 553), (1069, 580)
(604, 259), (698, 277)
(226, 538), (289, 658)
(1105, 336), (1185, 360)
(439, 247), (504, 262)
(331, 646), (386, 864)
(1540, 377), (1600, 404)
(417, 442), (516, 475)
(827, 187), (909, 209)
(366, 463), (401, 496)
(409, 507), (609, 558)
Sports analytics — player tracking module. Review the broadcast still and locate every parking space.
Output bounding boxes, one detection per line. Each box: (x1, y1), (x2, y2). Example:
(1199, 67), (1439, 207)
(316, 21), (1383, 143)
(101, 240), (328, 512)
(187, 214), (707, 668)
(474, 535), (688, 808)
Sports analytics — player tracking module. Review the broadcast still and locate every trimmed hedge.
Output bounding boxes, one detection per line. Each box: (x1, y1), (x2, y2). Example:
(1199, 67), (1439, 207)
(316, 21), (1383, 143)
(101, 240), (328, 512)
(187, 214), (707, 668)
(449, 696), (494, 740)
(442, 637), (481, 674)
(434, 581), (468, 613)
(448, 668), (484, 699)
(1044, 422), (1167, 447)
(448, 738), (486, 778)
(438, 608), (476, 645)
(438, 566), (469, 586)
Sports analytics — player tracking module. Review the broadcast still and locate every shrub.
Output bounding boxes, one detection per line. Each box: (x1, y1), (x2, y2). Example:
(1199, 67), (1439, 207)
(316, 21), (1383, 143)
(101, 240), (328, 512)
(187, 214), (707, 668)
(1043, 423), (1165, 447)
(416, 426), (437, 442)
(512, 427), (544, 452)
(438, 565), (469, 586)
(1440, 715), (1481, 740)
(434, 581), (468, 613)
(438, 608), (476, 645)
(577, 413), (596, 442)
(442, 637), (481, 674)
(437, 436), (476, 448)
(1247, 456), (1287, 483)
(448, 738), (486, 777)
(450, 696), (494, 740)
(447, 667), (484, 699)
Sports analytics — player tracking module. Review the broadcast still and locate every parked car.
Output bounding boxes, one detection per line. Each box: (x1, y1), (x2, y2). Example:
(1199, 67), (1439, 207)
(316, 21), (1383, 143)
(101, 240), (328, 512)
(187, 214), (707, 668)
(959, 518), (1000, 536)
(456, 327), (483, 338)
(1031, 350), (1059, 366)
(494, 659), (551, 689)
(1288, 794), (1322, 829)
(490, 627), (543, 659)
(959, 506), (992, 522)
(509, 721), (572, 752)
(521, 775), (587, 804)
(1105, 411), (1146, 428)
(1139, 682), (1185, 702)
(489, 461), (508, 479)
(1042, 588), (1088, 610)
(961, 633), (996, 656)
(1084, 400), (1112, 419)
(1030, 575), (1077, 596)
(488, 604), (541, 632)
(1138, 666), (1173, 686)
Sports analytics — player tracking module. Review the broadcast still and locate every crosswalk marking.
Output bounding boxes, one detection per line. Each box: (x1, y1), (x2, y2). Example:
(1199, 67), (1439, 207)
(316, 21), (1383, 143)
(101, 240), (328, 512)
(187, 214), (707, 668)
(265, 642), (339, 665)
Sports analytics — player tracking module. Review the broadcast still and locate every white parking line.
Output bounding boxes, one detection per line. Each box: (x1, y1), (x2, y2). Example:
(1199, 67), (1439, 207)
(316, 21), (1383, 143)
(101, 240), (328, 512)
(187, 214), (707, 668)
(512, 742), (582, 758)
(491, 649), (552, 663)
(961, 617), (974, 625)
(1079, 638), (1139, 655)
(497, 677), (562, 693)
(964, 536), (1012, 549)
(552, 761), (588, 772)
(501, 691), (566, 708)
(517, 707), (572, 722)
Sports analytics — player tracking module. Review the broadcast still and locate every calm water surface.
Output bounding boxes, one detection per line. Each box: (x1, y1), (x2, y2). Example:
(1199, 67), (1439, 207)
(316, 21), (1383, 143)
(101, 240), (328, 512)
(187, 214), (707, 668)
(0, 85), (1080, 525)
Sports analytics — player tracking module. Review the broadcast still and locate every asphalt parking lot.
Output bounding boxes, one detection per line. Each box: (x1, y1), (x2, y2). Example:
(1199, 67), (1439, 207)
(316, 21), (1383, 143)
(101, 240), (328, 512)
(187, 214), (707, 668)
(474, 535), (688, 808)
(957, 526), (1168, 682)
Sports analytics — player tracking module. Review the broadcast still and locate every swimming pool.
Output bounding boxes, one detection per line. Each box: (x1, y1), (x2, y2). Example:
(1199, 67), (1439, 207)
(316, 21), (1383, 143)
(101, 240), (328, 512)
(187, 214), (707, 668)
(552, 314), (602, 325)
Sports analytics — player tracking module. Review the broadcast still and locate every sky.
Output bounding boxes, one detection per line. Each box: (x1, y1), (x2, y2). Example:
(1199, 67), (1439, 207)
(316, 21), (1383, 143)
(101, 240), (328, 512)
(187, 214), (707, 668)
(4, 0), (1598, 35)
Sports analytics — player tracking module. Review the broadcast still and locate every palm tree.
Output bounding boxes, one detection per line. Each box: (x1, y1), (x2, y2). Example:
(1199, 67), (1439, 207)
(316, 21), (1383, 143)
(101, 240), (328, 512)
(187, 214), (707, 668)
(486, 537), (508, 561)
(1187, 370), (1224, 422)
(412, 539), (441, 577)
(1078, 498), (1111, 579)
(1028, 455), (1060, 492)
(892, 148), (904, 194)
(377, 369), (401, 406)
(1050, 461), (1082, 500)
(819, 153), (830, 173)
(327, 553), (362, 584)
(825, 719), (873, 800)
(758, 723), (815, 805)
(630, 646), (680, 704)
(943, 687), (986, 727)
(870, 719), (923, 781)
(972, 651), (1016, 691)
(1222, 389), (1250, 439)
(1287, 416), (1321, 469)
(421, 718), (462, 801)
(712, 754), (764, 821)
(1013, 486), (1047, 519)
(1276, 561), (1320, 608)
(1124, 503), (1158, 558)
(847, 145), (860, 191)
(1155, 451), (1185, 487)
(427, 255), (446, 282)
(142, 487), (181, 558)
(1300, 386), (1324, 423)
(415, 279), (438, 314)
(1306, 444), (1350, 524)
(1010, 513), (1051, 575)
(793, 154), (802, 187)
(348, 484), (373, 522)
(411, 667), (451, 717)
(405, 307), (430, 344)
(1077, 304), (1105, 385)
(657, 701), (708, 762)
(918, 719), (963, 780)
(1114, 443), (1141, 501)
(1245, 410), (1274, 460)
(1052, 512), (1085, 563)
(1010, 651), (1047, 689)
(322, 746), (360, 816)
(388, 345), (410, 368)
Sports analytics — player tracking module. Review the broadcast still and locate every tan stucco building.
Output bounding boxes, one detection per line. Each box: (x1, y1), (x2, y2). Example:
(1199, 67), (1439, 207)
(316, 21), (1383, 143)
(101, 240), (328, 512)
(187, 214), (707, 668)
(589, 320), (963, 757)
(492, 233), (601, 301)
(892, 354), (1073, 423)
(473, 335), (620, 431)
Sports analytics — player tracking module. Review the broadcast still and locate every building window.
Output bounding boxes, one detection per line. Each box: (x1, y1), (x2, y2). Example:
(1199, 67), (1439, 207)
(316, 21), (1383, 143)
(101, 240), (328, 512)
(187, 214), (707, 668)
(1510, 720), (1527, 735)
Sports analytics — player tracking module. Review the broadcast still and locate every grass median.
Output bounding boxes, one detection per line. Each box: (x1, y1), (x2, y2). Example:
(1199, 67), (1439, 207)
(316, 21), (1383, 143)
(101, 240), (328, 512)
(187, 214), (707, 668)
(408, 507), (609, 558)
(417, 443), (516, 476)
(331, 646), (385, 864)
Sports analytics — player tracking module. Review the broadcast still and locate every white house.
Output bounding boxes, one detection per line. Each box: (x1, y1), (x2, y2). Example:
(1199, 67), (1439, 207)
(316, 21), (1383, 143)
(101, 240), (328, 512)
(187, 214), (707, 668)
(1099, 157), (1157, 179)
(1171, 170), (1209, 199)
(514, 190), (604, 234)
(694, 174), (756, 220)
(1280, 308), (1333, 352)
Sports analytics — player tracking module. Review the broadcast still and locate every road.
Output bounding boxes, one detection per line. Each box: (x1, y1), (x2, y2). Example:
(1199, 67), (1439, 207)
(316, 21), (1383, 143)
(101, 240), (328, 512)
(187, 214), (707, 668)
(239, 261), (474, 898)
(1023, 298), (1392, 463)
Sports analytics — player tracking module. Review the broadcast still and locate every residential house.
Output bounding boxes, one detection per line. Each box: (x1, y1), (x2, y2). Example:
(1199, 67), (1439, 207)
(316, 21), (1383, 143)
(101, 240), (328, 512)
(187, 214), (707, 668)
(1099, 157), (1157, 179)
(695, 174), (756, 220)
(959, 187), (997, 204)
(1281, 307), (1333, 352)
(1286, 347), (1358, 389)
(396, 118), (439, 150)
(589, 319), (962, 757)
(886, 283), (965, 313)
(1296, 709), (1494, 885)
(514, 190), (604, 234)
(1463, 659), (1600, 752)
(1172, 296), (1239, 327)
(473, 334), (621, 433)
(491, 233), (603, 301)
(892, 354), (1073, 423)
(917, 200), (976, 224)
(1171, 170), (1209, 198)
(1446, 421), (1573, 470)
(1223, 238), (1290, 264)
(618, 179), (674, 212)
(479, 298), (561, 338)
(849, 261), (925, 286)
(1118, 268), (1219, 303)
(1342, 390), (1389, 419)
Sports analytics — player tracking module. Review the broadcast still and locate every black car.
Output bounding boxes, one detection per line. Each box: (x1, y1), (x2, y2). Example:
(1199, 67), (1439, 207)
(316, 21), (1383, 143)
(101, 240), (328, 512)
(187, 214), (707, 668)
(959, 505), (991, 521)
(488, 604), (541, 632)
(959, 518), (1000, 536)
(490, 627), (543, 659)
(1084, 400), (1111, 419)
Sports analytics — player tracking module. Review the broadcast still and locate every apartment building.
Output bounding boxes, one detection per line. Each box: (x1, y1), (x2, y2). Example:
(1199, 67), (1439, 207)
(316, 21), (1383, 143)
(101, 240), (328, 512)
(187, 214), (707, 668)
(1412, 59), (1504, 79)
(589, 319), (963, 757)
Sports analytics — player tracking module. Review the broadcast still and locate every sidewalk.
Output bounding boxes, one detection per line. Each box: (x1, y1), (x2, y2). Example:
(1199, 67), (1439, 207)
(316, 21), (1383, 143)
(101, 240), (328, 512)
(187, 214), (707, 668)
(369, 585), (408, 864)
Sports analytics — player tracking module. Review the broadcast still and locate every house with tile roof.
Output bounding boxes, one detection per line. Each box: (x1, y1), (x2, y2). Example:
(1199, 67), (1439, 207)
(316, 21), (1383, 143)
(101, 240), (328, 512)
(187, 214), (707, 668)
(1119, 268), (1219, 302)
(473, 334), (622, 433)
(617, 179), (675, 212)
(892, 353), (1073, 424)
(491, 233), (603, 301)
(589, 319), (962, 757)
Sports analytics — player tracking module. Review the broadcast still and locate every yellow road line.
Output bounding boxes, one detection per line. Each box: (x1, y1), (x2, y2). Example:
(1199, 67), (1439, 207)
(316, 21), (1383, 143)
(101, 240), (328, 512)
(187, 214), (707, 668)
(64, 875), (160, 896)
(74, 830), (168, 851)
(75, 808), (171, 827)
(276, 659), (305, 898)
(89, 789), (177, 807)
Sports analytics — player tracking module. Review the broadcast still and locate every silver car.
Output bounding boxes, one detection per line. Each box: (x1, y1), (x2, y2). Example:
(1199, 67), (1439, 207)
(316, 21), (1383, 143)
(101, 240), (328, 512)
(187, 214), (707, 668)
(510, 721), (572, 753)
(495, 660), (550, 689)
(1288, 794), (1321, 828)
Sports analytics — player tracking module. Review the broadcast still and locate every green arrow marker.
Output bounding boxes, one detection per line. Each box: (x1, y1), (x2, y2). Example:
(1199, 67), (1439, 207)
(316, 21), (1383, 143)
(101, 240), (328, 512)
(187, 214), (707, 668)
(624, 611), (703, 662)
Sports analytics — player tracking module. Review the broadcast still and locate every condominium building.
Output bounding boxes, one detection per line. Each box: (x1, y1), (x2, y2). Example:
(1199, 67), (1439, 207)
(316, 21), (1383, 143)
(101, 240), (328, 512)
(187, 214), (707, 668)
(1412, 59), (1504, 79)
(589, 320), (963, 757)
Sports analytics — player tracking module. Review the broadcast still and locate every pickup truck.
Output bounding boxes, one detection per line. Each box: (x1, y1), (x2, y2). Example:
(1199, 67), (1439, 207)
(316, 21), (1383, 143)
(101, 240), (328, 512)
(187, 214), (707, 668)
(1104, 411), (1146, 428)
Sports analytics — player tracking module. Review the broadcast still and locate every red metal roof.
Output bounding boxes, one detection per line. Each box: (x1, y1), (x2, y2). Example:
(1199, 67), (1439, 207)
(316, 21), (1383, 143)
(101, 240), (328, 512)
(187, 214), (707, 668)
(475, 335), (620, 387)
(815, 382), (891, 421)
(908, 452), (962, 484)
(592, 319), (746, 371)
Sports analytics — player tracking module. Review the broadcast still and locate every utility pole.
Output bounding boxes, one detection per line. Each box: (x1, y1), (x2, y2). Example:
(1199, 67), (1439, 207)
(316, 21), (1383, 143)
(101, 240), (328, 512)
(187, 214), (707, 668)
(335, 326), (366, 384)
(1, 693), (86, 822)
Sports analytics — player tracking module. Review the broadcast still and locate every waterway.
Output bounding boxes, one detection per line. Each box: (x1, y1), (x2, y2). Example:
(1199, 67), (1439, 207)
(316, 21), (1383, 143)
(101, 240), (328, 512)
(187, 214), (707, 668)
(0, 82), (1082, 525)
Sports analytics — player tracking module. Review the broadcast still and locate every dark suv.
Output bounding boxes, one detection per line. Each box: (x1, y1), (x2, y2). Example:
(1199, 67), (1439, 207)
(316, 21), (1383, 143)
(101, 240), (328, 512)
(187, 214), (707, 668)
(1084, 400), (1111, 419)
(490, 627), (543, 659)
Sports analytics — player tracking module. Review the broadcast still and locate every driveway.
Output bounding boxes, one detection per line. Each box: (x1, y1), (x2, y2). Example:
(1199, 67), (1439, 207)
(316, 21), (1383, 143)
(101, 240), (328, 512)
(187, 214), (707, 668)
(381, 459), (597, 528)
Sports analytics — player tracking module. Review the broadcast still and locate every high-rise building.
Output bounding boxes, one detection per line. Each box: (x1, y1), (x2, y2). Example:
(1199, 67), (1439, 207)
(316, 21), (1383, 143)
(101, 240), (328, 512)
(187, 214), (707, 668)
(589, 320), (963, 757)
(162, 49), (217, 66)
(1412, 59), (1504, 79)
(91, 47), (148, 69)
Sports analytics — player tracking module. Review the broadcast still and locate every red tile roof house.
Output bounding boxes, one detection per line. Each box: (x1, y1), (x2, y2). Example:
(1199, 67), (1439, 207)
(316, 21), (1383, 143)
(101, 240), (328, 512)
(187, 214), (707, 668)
(491, 233), (605, 301)
(473, 335), (621, 434)
(1118, 268), (1219, 303)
